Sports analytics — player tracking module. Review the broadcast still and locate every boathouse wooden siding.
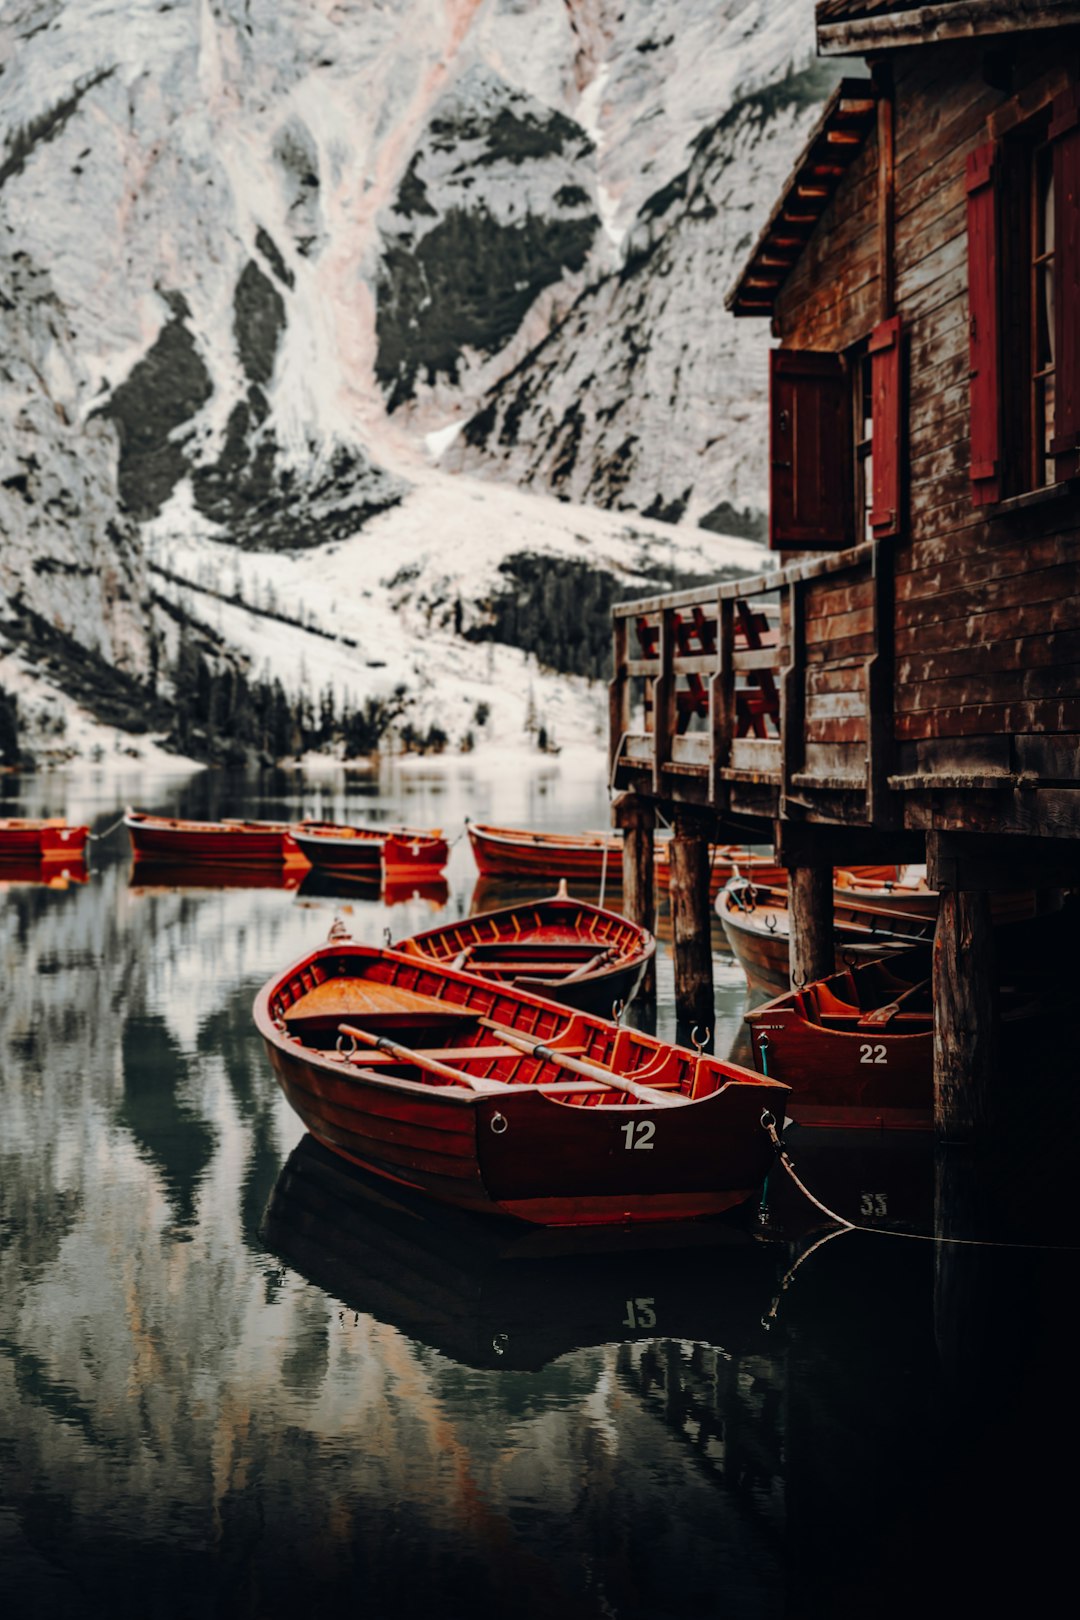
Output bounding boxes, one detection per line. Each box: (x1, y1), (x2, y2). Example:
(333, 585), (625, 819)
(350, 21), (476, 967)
(612, 24), (1080, 871)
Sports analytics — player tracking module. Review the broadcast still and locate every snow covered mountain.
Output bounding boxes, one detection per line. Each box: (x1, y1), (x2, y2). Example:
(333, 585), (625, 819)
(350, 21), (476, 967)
(0, 0), (832, 766)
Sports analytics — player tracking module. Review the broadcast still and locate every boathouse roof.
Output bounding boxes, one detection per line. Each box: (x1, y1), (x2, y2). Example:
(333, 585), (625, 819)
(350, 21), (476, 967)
(815, 0), (1080, 55)
(725, 78), (877, 318)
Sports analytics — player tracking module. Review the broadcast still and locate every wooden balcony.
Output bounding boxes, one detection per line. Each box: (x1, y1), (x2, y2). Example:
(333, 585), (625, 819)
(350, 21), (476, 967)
(609, 540), (890, 834)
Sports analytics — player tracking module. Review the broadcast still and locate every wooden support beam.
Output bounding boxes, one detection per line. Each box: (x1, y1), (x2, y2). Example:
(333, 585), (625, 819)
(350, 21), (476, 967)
(669, 808), (714, 1034)
(775, 821), (925, 868)
(788, 865), (834, 990)
(933, 889), (997, 1142)
(708, 595), (736, 805)
(927, 830), (1080, 893)
(614, 794), (656, 1004)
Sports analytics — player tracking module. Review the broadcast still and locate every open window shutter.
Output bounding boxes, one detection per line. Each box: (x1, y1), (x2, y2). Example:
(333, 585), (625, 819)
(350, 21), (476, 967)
(965, 141), (1002, 505)
(769, 349), (853, 551)
(869, 315), (902, 538)
(1050, 86), (1080, 482)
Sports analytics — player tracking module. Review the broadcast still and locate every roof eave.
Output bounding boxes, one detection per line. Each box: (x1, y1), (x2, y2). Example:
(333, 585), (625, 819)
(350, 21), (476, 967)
(817, 1), (1080, 57)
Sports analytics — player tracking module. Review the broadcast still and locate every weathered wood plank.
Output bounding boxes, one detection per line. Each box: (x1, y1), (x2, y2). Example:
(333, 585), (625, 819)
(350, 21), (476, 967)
(895, 697), (1080, 742)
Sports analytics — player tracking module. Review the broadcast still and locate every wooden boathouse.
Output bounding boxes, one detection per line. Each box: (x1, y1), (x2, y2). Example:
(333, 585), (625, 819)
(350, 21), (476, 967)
(610, 1), (1080, 1136)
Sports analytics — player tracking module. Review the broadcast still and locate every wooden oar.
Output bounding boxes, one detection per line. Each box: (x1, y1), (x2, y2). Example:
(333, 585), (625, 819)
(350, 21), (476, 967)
(336, 1023), (609, 1096)
(857, 976), (932, 1027)
(478, 1019), (686, 1107)
(558, 946), (618, 984)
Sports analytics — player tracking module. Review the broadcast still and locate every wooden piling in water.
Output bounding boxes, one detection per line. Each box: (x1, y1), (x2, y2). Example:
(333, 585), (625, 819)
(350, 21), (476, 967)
(932, 888), (997, 1142)
(614, 794), (656, 1003)
(669, 808), (714, 1033)
(787, 865), (833, 991)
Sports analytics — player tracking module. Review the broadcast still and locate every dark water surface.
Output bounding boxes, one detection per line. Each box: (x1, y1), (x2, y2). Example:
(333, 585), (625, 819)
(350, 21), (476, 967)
(0, 764), (1074, 1618)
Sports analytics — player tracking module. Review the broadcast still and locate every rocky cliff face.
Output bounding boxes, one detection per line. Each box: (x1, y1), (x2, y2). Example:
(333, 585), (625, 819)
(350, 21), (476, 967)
(0, 0), (830, 760)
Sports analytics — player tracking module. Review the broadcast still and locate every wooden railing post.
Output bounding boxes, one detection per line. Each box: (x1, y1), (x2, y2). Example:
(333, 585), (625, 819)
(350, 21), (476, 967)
(652, 607), (676, 796)
(609, 614), (629, 784)
(708, 595), (735, 804)
(780, 577), (806, 815)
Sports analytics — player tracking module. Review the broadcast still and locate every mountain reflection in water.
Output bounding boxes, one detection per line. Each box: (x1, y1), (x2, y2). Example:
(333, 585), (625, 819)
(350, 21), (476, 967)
(0, 767), (1073, 1618)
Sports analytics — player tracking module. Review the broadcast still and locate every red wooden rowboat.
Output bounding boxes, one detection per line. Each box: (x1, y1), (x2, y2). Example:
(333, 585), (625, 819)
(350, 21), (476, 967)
(834, 864), (1037, 925)
(124, 810), (308, 867)
(716, 879), (934, 996)
(743, 952), (1041, 1132)
(744, 955), (934, 1129)
(0, 817), (89, 862)
(396, 886), (655, 1016)
(253, 930), (788, 1226)
(466, 821), (785, 893)
(289, 822), (449, 878)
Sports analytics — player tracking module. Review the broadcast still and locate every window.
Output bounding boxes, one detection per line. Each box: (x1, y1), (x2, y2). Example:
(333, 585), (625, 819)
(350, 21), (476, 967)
(966, 83), (1080, 506)
(768, 316), (902, 552)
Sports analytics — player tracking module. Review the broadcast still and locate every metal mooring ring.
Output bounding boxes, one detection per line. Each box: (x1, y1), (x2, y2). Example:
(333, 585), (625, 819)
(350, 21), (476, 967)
(490, 1112), (508, 1135)
(760, 1110), (776, 1131)
(765, 912), (777, 933)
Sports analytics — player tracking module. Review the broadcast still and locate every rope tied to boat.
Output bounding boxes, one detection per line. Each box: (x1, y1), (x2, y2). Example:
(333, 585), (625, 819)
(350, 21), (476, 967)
(757, 1110), (1080, 1252)
(87, 813), (128, 843)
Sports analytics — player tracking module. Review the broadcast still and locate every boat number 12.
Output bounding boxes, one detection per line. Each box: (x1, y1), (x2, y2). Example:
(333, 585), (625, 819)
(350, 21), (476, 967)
(859, 1043), (888, 1064)
(620, 1120), (656, 1150)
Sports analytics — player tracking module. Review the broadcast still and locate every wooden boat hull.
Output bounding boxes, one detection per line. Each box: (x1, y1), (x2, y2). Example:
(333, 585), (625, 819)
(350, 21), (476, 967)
(466, 822), (784, 894)
(745, 957), (934, 1130)
(0, 818), (89, 862)
(254, 939), (788, 1227)
(290, 824), (449, 877)
(125, 812), (305, 867)
(262, 1134), (779, 1370)
(397, 893), (656, 1017)
(716, 883), (933, 996)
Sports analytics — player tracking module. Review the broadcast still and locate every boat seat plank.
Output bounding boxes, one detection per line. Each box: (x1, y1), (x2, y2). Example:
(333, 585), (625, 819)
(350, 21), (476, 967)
(347, 1043), (586, 1064)
(284, 978), (482, 1022)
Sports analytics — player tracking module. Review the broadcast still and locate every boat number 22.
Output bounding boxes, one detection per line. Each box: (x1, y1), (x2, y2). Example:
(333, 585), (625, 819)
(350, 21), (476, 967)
(859, 1043), (888, 1064)
(620, 1120), (656, 1150)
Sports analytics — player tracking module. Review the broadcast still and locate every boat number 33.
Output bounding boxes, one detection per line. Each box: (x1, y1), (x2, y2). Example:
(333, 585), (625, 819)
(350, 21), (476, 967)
(620, 1120), (656, 1150)
(859, 1043), (888, 1064)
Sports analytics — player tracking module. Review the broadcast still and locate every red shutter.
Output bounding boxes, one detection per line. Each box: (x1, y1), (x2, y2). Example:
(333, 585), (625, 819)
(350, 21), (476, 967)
(869, 314), (902, 538)
(966, 141), (1002, 505)
(1050, 86), (1080, 482)
(769, 349), (853, 551)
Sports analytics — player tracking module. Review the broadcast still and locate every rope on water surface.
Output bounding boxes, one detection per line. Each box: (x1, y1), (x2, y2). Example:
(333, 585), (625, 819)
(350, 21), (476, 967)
(758, 1112), (1080, 1253)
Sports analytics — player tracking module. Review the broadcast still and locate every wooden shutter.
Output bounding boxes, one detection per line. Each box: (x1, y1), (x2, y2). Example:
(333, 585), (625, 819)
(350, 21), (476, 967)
(869, 314), (902, 538)
(1050, 86), (1080, 482)
(966, 141), (1002, 505)
(769, 349), (853, 551)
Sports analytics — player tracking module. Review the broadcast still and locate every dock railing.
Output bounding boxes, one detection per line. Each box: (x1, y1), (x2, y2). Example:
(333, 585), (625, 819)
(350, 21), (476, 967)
(610, 540), (885, 821)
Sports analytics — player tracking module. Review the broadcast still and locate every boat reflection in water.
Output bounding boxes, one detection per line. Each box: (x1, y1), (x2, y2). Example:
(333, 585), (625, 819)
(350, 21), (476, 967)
(0, 856), (90, 889)
(296, 867), (450, 909)
(127, 859), (306, 893)
(262, 1135), (781, 1372)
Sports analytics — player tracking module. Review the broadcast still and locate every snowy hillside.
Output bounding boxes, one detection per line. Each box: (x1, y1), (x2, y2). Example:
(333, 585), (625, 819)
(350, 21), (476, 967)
(0, 1), (821, 766)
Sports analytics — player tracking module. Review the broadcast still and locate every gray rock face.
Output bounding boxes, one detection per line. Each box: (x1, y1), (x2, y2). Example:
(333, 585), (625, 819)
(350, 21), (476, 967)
(0, 239), (154, 681)
(0, 1), (828, 757)
(447, 53), (842, 528)
(375, 65), (602, 408)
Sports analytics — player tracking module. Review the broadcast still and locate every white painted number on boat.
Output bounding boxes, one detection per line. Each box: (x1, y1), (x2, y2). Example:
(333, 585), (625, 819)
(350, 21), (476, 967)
(623, 1298), (657, 1329)
(620, 1120), (656, 1150)
(860, 1192), (888, 1217)
(859, 1043), (888, 1064)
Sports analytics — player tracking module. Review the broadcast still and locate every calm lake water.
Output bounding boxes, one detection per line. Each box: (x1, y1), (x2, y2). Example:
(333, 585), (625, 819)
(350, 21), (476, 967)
(0, 761), (1073, 1618)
